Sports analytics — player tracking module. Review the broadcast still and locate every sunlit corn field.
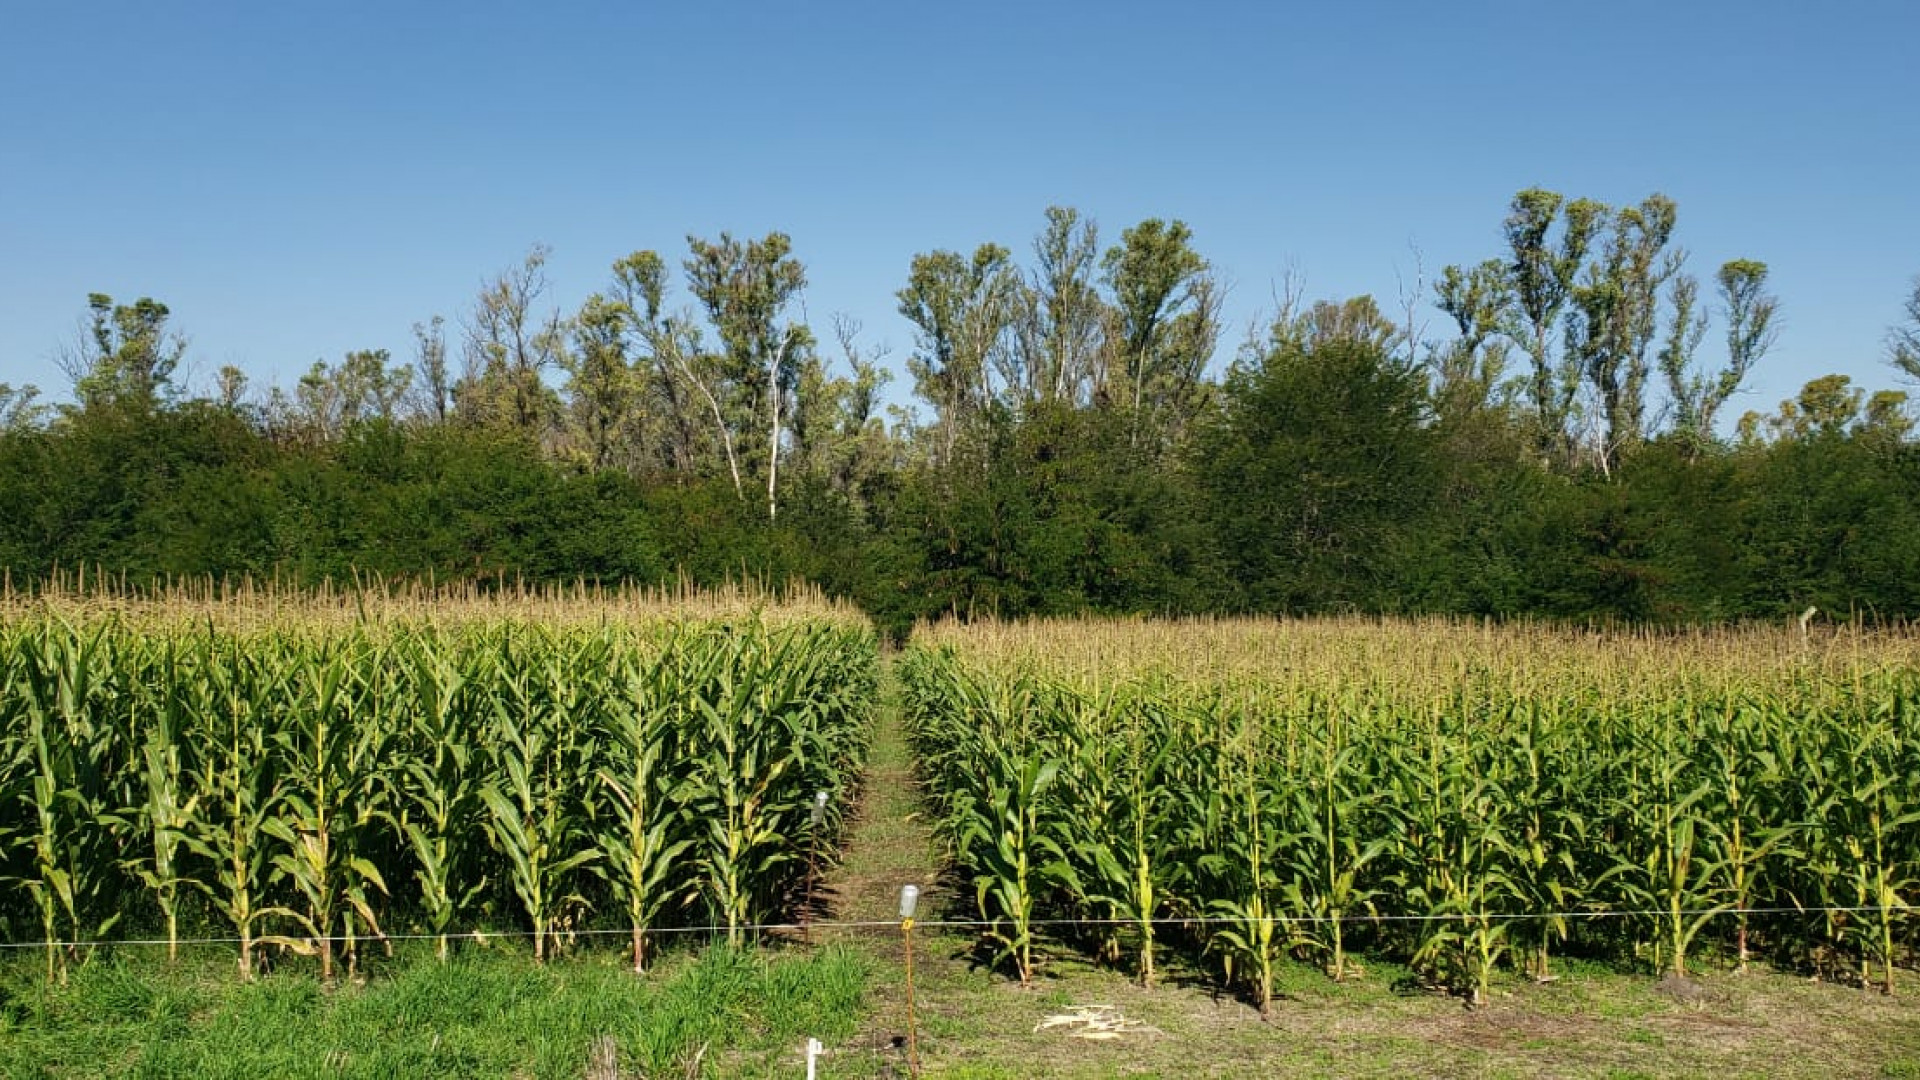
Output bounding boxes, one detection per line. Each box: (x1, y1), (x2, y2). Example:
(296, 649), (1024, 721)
(0, 579), (877, 982)
(902, 616), (1920, 1012)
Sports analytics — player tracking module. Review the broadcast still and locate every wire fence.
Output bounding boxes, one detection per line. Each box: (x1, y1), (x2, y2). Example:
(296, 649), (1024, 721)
(2, 904), (1904, 952)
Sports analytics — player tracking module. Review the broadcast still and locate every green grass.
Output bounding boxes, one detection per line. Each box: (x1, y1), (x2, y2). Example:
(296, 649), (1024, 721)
(866, 934), (1920, 1079)
(0, 941), (867, 1079)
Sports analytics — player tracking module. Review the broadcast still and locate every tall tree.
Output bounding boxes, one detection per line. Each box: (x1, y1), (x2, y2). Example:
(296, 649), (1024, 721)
(683, 231), (810, 519)
(1013, 207), (1106, 407)
(1861, 388), (1915, 442)
(610, 251), (711, 480)
(1712, 260), (1777, 428)
(62, 294), (186, 411)
(1567, 194), (1680, 473)
(1888, 275), (1920, 383)
(1266, 295), (1402, 356)
(1431, 259), (1515, 419)
(1656, 273), (1710, 439)
(408, 316), (452, 425)
(896, 244), (1018, 466)
(0, 384), (47, 431)
(281, 349), (412, 441)
(457, 245), (564, 438)
(213, 366), (251, 414)
(1743, 373), (1867, 443)
(1663, 260), (1777, 450)
(789, 315), (897, 508)
(1498, 189), (1604, 455)
(1193, 310), (1436, 612)
(562, 294), (639, 472)
(1099, 218), (1220, 447)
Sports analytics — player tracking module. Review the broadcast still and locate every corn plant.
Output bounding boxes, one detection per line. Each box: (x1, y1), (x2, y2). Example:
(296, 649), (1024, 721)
(13, 620), (125, 981)
(1699, 699), (1798, 973)
(1072, 686), (1186, 986)
(263, 639), (392, 982)
(1800, 689), (1920, 993)
(904, 657), (1068, 987)
(479, 629), (600, 963)
(1387, 720), (1524, 1005)
(1502, 697), (1590, 981)
(1275, 691), (1389, 982)
(685, 634), (786, 947)
(0, 650), (28, 941)
(974, 747), (1066, 988)
(105, 638), (202, 965)
(391, 629), (486, 961)
(1597, 703), (1730, 978)
(593, 637), (695, 971)
(1045, 687), (1126, 968)
(182, 638), (301, 980)
(1201, 724), (1287, 1017)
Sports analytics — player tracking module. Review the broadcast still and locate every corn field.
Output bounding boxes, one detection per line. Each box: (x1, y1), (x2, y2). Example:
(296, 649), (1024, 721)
(0, 582), (877, 982)
(902, 617), (1920, 1011)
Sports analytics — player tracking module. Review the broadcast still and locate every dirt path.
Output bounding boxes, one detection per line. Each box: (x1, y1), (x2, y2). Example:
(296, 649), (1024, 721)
(812, 662), (960, 1075)
(818, 669), (943, 935)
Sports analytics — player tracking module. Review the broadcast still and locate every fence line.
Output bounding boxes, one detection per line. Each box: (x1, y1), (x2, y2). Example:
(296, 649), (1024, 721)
(0, 904), (1901, 953)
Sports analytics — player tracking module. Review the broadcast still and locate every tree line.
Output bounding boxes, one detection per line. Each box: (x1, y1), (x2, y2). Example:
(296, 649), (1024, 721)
(3, 191), (1918, 635)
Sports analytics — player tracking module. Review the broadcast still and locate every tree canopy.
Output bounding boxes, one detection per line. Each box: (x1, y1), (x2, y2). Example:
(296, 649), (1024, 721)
(4, 196), (1917, 638)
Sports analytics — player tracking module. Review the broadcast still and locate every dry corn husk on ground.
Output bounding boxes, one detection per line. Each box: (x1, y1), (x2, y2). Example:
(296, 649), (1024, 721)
(1035, 1004), (1165, 1040)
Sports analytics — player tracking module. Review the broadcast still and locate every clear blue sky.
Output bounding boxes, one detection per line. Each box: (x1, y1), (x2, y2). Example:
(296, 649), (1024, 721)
(4, 1), (1916, 424)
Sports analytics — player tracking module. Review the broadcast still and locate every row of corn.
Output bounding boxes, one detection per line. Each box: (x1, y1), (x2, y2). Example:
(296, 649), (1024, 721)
(901, 618), (1920, 1010)
(0, 605), (876, 981)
